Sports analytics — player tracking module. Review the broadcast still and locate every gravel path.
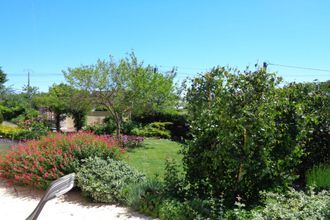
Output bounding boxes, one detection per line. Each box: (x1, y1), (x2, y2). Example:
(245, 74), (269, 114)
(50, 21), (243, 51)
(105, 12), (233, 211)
(0, 180), (151, 220)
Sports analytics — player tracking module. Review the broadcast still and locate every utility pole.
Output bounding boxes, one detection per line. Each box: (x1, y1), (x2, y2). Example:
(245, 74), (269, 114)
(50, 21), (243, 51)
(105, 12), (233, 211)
(28, 71), (30, 89)
(27, 71), (31, 103)
(24, 69), (33, 105)
(263, 62), (268, 71)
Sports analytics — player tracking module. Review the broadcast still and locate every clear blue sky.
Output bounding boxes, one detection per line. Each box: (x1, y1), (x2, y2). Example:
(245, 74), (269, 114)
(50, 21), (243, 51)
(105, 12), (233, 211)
(1, 0), (329, 91)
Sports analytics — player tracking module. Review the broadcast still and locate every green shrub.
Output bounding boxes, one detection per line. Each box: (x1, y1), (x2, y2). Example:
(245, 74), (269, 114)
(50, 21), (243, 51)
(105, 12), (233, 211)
(122, 178), (164, 218)
(131, 122), (172, 139)
(307, 164), (330, 188)
(184, 67), (308, 206)
(132, 111), (190, 141)
(121, 120), (140, 135)
(159, 200), (188, 220)
(160, 198), (225, 220)
(77, 156), (145, 203)
(162, 188), (330, 220)
(288, 82), (330, 185)
(0, 105), (24, 121)
(84, 117), (118, 135)
(0, 125), (28, 140)
(252, 188), (330, 219)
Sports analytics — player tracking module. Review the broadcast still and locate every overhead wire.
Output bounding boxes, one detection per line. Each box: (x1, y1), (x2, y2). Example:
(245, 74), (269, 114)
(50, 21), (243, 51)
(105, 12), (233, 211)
(268, 63), (330, 73)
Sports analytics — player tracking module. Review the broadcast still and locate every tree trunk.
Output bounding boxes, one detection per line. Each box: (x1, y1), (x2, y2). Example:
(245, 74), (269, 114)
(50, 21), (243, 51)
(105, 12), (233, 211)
(55, 112), (61, 132)
(116, 120), (121, 138)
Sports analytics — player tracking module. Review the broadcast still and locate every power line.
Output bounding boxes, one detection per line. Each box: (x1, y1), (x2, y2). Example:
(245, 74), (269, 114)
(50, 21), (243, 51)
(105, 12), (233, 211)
(268, 63), (330, 73)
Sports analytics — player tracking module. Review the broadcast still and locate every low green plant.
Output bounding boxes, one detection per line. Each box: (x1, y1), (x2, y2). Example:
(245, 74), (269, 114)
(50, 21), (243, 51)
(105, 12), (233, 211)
(131, 122), (172, 139)
(224, 188), (330, 219)
(254, 188), (330, 219)
(76, 156), (145, 203)
(0, 125), (28, 140)
(122, 178), (164, 218)
(160, 198), (225, 220)
(307, 164), (330, 188)
(121, 120), (140, 135)
(159, 200), (187, 220)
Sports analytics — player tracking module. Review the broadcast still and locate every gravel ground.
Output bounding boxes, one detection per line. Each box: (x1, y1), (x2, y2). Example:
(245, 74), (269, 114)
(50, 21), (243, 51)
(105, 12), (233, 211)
(0, 180), (151, 220)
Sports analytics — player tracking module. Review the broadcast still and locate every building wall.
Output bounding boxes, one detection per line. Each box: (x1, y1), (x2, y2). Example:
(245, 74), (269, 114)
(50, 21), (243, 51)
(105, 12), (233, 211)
(62, 111), (111, 131)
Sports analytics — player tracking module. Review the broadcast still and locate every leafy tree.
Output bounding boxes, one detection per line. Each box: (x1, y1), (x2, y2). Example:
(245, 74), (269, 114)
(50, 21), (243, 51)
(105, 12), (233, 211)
(0, 67), (6, 85)
(0, 85), (40, 123)
(35, 84), (72, 131)
(35, 84), (91, 131)
(280, 81), (330, 185)
(184, 66), (310, 206)
(64, 52), (177, 136)
(67, 89), (92, 131)
(0, 67), (7, 101)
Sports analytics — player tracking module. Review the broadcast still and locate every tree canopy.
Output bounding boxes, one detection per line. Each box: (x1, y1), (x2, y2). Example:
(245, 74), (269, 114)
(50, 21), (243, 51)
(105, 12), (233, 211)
(64, 52), (177, 135)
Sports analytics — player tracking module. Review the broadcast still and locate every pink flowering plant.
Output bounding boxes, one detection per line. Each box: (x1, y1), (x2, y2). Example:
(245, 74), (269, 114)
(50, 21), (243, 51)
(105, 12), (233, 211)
(0, 132), (124, 189)
(102, 135), (144, 148)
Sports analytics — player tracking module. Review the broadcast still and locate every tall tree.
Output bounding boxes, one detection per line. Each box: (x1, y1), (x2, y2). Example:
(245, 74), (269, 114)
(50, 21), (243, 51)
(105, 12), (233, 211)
(0, 67), (7, 100)
(35, 84), (72, 131)
(0, 67), (6, 85)
(64, 52), (177, 136)
(35, 84), (91, 131)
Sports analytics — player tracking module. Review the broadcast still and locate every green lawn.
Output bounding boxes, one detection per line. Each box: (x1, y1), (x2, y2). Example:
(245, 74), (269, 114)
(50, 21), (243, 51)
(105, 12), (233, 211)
(125, 138), (183, 178)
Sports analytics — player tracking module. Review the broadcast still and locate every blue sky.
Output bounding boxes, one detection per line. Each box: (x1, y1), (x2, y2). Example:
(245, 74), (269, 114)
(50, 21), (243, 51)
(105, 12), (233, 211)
(1, 0), (329, 91)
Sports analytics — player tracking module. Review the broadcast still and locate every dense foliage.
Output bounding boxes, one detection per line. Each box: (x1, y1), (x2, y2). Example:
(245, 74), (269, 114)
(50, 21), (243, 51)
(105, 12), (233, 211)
(225, 188), (330, 219)
(76, 156), (145, 203)
(132, 111), (190, 141)
(0, 132), (123, 188)
(0, 125), (30, 140)
(0, 105), (24, 121)
(184, 67), (312, 205)
(122, 178), (164, 218)
(132, 122), (172, 139)
(284, 82), (330, 184)
(35, 83), (91, 131)
(64, 52), (178, 136)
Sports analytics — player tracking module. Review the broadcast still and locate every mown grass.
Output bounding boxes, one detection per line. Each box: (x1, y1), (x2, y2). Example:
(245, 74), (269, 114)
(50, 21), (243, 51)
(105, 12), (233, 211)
(306, 164), (330, 187)
(125, 138), (183, 178)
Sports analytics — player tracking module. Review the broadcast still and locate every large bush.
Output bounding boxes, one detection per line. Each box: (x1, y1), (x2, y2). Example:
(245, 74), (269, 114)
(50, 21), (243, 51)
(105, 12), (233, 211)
(0, 132), (123, 188)
(133, 111), (190, 141)
(84, 117), (117, 135)
(284, 81), (330, 184)
(0, 125), (30, 140)
(76, 156), (145, 203)
(0, 105), (24, 121)
(184, 67), (310, 205)
(131, 122), (172, 139)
